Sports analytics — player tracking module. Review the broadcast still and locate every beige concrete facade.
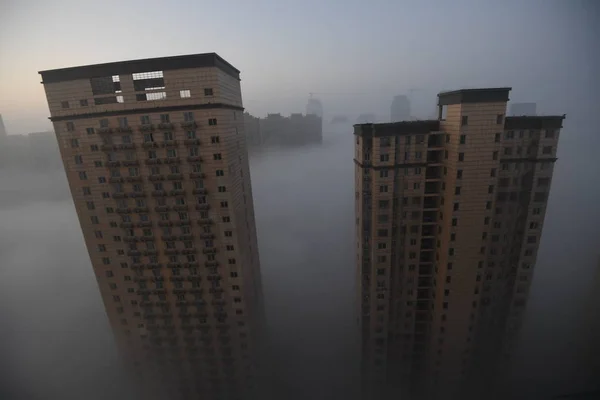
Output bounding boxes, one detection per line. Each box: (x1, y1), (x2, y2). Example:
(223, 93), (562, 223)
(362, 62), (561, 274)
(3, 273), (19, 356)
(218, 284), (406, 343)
(354, 88), (564, 399)
(40, 53), (264, 400)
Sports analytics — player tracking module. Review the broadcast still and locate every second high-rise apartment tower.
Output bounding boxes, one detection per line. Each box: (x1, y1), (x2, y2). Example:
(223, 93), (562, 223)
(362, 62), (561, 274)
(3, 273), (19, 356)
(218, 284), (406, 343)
(355, 88), (564, 400)
(39, 54), (264, 400)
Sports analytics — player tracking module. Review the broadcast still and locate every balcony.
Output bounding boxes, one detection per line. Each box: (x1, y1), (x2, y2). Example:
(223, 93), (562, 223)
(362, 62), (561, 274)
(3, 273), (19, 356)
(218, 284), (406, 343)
(180, 121), (197, 129)
(193, 188), (208, 195)
(151, 190), (167, 197)
(143, 250), (158, 256)
(181, 249), (197, 255)
(418, 277), (433, 288)
(122, 160), (139, 166)
(422, 211), (437, 224)
(105, 160), (120, 167)
(112, 192), (127, 199)
(139, 124), (154, 132)
(420, 238), (435, 250)
(157, 221), (173, 227)
(162, 157), (181, 164)
(142, 142), (159, 149)
(109, 177), (124, 183)
(184, 139), (201, 146)
(184, 262), (199, 268)
(161, 235), (177, 241)
(115, 126), (132, 133)
(134, 221), (152, 227)
(205, 261), (219, 268)
(187, 156), (202, 162)
(154, 205), (170, 212)
(188, 172), (205, 180)
(148, 174), (165, 181)
(173, 205), (188, 211)
(199, 233), (215, 239)
(134, 207), (149, 213)
(164, 249), (180, 256)
(127, 250), (141, 257)
(423, 198), (439, 209)
(170, 189), (186, 196)
(203, 248), (217, 254)
(198, 218), (212, 226)
(174, 220), (191, 226)
(98, 127), (113, 134)
(167, 173), (183, 180)
(129, 192), (146, 198)
(420, 252), (434, 262)
(101, 144), (116, 151)
(126, 176), (143, 183)
(145, 158), (161, 165)
(424, 182), (440, 195)
(123, 235), (138, 242)
(158, 122), (173, 130)
(428, 134), (444, 148)
(119, 222), (134, 228)
(427, 150), (443, 164)
(425, 167), (442, 180)
(139, 236), (154, 242)
(418, 264), (433, 276)
(116, 207), (131, 214)
(161, 140), (178, 148)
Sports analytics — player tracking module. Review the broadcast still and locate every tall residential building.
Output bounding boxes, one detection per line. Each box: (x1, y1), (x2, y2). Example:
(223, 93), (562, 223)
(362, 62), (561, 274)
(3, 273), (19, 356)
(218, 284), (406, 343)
(306, 97), (324, 118)
(39, 53), (264, 400)
(509, 102), (537, 116)
(354, 87), (564, 400)
(391, 95), (410, 122)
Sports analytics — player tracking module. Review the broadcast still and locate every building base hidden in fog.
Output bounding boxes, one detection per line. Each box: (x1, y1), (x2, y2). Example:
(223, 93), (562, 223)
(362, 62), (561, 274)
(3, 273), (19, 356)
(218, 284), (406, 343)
(243, 112), (322, 147)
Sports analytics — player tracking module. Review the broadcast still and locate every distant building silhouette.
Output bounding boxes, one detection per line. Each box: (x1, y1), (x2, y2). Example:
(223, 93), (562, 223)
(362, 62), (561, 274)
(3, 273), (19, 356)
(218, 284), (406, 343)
(0, 114), (7, 138)
(355, 87), (565, 400)
(253, 112), (322, 146)
(391, 95), (411, 122)
(509, 102), (537, 116)
(306, 97), (324, 118)
(356, 113), (377, 124)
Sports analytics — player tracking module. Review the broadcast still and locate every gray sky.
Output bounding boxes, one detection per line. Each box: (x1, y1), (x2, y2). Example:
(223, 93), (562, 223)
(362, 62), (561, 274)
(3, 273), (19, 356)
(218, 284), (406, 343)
(0, 0), (598, 134)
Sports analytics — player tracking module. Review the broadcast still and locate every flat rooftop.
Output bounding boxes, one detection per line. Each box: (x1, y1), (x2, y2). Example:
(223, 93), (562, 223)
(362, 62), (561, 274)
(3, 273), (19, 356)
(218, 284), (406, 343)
(438, 87), (512, 105)
(39, 53), (240, 83)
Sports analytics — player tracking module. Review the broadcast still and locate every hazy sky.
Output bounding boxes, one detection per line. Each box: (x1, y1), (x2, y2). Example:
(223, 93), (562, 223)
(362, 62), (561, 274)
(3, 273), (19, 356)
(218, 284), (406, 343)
(0, 0), (598, 134)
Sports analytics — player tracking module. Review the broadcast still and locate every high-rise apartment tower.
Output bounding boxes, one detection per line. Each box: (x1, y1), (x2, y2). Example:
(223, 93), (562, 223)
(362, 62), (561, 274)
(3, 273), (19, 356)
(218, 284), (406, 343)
(354, 87), (564, 400)
(39, 53), (264, 400)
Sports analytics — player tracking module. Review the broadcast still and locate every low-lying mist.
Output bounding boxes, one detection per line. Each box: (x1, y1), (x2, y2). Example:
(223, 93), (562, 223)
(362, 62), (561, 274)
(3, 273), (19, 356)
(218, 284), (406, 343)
(0, 128), (597, 399)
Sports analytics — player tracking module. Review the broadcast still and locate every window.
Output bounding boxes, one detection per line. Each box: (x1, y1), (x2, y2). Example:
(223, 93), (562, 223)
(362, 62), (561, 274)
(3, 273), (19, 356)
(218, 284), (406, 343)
(459, 134), (466, 144)
(453, 203), (459, 211)
(211, 136), (220, 144)
(377, 229), (388, 237)
(545, 130), (555, 138)
(379, 185), (388, 193)
(180, 90), (191, 98)
(452, 218), (457, 227)
(379, 200), (389, 209)
(461, 116), (468, 126)
(220, 201), (228, 208)
(61, 101), (70, 109)
(208, 118), (218, 126)
(218, 186), (227, 193)
(542, 146), (552, 155)
(488, 185), (494, 194)
(183, 112), (194, 122)
(204, 88), (214, 96)
(455, 186), (461, 195)
(380, 154), (389, 162)
(496, 114), (504, 124)
(504, 147), (512, 155)
(213, 153), (222, 160)
(118, 117), (128, 128)
(484, 217), (490, 225)
(413, 183), (420, 190)
(492, 151), (498, 160)
(224, 231), (233, 237)
(379, 170), (388, 178)
(160, 114), (170, 123)
(495, 133), (500, 143)
(458, 153), (464, 162)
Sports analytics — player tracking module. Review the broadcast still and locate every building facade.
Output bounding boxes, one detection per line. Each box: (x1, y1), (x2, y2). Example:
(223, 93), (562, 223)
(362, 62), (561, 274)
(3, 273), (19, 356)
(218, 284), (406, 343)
(354, 88), (564, 399)
(39, 53), (264, 400)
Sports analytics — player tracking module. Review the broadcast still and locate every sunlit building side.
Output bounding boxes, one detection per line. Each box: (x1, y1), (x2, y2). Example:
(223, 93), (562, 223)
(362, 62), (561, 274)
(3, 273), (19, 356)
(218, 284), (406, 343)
(354, 87), (564, 399)
(39, 53), (265, 400)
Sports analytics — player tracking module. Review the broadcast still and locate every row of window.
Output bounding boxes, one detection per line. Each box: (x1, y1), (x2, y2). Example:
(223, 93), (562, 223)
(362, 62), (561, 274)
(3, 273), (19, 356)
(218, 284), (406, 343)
(60, 89), (215, 109)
